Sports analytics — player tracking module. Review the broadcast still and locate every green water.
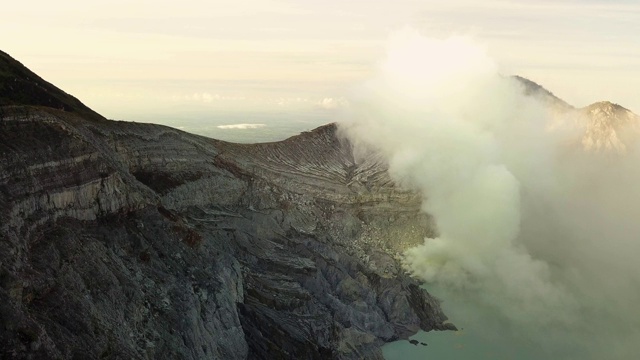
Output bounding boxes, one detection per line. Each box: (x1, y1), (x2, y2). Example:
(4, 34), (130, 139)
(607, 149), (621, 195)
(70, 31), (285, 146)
(383, 330), (532, 360)
(382, 285), (577, 360)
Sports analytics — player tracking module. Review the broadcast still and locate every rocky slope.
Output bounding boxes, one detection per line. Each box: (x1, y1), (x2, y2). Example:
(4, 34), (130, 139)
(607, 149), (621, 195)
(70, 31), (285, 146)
(513, 76), (640, 154)
(512, 75), (573, 112)
(0, 52), (452, 359)
(576, 101), (640, 154)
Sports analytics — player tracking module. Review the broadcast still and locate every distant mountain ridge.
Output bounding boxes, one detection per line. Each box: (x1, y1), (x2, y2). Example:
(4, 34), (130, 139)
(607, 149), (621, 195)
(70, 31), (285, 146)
(512, 75), (640, 154)
(512, 75), (574, 111)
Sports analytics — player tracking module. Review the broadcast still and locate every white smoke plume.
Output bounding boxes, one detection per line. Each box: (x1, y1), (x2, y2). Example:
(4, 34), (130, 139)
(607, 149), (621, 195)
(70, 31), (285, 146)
(339, 29), (640, 358)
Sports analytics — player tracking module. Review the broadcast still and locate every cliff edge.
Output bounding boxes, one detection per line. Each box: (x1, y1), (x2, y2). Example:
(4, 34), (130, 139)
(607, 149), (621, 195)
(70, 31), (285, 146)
(0, 51), (452, 359)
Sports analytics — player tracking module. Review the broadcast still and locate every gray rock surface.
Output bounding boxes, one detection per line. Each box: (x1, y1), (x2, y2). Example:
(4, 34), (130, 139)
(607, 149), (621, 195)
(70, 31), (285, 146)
(0, 99), (453, 359)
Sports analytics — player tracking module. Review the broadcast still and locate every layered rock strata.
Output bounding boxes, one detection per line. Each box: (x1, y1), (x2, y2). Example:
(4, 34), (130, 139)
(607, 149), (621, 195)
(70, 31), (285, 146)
(0, 99), (451, 359)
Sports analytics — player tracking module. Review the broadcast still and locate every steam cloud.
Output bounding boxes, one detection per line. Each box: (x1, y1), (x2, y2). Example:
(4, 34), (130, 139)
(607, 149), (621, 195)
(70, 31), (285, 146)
(339, 30), (640, 358)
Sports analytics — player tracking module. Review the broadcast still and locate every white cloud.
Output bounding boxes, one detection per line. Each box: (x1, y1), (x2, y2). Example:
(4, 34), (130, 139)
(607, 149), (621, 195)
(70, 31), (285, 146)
(216, 123), (266, 130)
(317, 97), (348, 109)
(275, 97), (310, 106)
(171, 93), (247, 103)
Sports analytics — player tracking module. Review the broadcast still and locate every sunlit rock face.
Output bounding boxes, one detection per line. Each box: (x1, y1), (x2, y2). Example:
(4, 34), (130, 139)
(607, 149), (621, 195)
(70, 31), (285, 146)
(0, 50), (452, 360)
(577, 101), (640, 154)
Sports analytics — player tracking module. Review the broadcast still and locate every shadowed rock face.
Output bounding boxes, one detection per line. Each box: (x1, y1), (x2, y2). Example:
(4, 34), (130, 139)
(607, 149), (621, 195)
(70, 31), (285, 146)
(0, 51), (452, 360)
(0, 50), (104, 121)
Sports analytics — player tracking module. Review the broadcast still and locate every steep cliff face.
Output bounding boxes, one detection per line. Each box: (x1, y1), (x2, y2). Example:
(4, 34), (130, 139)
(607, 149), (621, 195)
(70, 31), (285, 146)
(0, 51), (452, 359)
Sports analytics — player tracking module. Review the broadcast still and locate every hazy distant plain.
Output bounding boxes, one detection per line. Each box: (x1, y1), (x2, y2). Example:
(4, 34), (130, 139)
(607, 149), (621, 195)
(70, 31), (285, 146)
(133, 109), (334, 143)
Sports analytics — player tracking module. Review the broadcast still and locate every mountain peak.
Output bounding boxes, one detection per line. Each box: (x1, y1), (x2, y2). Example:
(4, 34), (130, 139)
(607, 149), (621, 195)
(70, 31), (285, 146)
(576, 101), (640, 154)
(0, 50), (103, 120)
(583, 101), (629, 114)
(580, 101), (636, 123)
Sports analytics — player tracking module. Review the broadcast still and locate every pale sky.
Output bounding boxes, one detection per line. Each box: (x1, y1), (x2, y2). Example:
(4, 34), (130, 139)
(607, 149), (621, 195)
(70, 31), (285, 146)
(2, 0), (639, 140)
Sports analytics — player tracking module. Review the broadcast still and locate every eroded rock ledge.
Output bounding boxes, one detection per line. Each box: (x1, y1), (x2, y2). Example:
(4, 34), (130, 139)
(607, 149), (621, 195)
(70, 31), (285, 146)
(1, 107), (452, 360)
